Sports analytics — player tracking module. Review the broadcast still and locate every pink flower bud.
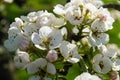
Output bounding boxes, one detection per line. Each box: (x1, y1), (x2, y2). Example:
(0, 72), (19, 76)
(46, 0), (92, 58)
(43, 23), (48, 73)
(19, 40), (29, 51)
(109, 71), (119, 80)
(46, 50), (58, 62)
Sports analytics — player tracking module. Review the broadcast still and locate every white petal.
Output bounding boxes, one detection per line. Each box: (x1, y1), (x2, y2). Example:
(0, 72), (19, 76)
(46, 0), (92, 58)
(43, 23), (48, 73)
(112, 59), (120, 71)
(91, 19), (107, 32)
(31, 32), (42, 45)
(15, 17), (23, 27)
(24, 23), (39, 38)
(26, 62), (38, 74)
(53, 4), (65, 15)
(60, 41), (70, 58)
(67, 58), (79, 63)
(61, 27), (67, 36)
(50, 31), (63, 49)
(97, 33), (109, 45)
(4, 39), (18, 51)
(74, 72), (91, 80)
(8, 27), (21, 39)
(53, 18), (65, 27)
(29, 75), (40, 80)
(34, 58), (47, 69)
(47, 62), (56, 75)
(101, 57), (112, 74)
(35, 45), (46, 50)
(39, 26), (53, 38)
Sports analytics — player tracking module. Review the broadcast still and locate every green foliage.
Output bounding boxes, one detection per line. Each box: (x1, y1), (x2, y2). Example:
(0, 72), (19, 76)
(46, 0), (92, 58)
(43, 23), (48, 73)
(66, 63), (80, 80)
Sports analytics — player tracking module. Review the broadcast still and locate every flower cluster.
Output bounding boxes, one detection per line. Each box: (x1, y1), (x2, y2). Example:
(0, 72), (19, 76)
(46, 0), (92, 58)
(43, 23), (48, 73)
(4, 0), (120, 80)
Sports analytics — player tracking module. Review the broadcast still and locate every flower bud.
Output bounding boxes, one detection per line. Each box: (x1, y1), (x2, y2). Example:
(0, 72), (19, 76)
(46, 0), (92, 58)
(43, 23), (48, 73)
(19, 40), (29, 51)
(46, 50), (58, 62)
(109, 71), (119, 80)
(14, 51), (30, 69)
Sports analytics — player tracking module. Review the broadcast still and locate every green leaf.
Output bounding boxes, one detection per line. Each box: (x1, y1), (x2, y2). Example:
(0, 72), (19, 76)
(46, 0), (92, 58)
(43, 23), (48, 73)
(66, 63), (80, 80)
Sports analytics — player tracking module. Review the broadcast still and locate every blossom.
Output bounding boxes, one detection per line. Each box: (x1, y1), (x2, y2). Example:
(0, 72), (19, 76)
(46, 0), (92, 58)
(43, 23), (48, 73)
(60, 41), (80, 63)
(31, 26), (63, 50)
(112, 59), (120, 71)
(4, 27), (24, 51)
(36, 11), (65, 28)
(14, 51), (30, 69)
(93, 54), (112, 74)
(26, 58), (56, 75)
(74, 72), (101, 80)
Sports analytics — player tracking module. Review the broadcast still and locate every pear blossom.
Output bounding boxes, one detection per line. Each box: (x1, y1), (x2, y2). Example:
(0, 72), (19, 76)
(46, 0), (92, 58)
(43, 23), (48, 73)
(93, 54), (112, 74)
(26, 58), (56, 75)
(112, 59), (120, 71)
(60, 41), (80, 63)
(21, 11), (41, 22)
(65, 6), (83, 25)
(74, 72), (101, 80)
(14, 51), (30, 69)
(88, 32), (109, 46)
(36, 11), (65, 28)
(23, 23), (39, 39)
(4, 27), (24, 51)
(31, 26), (63, 50)
(84, 0), (103, 8)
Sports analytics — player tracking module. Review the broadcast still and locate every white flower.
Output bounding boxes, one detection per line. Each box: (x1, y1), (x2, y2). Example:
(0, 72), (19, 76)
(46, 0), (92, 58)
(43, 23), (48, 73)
(97, 8), (114, 30)
(26, 58), (47, 74)
(65, 6), (83, 25)
(88, 32), (109, 46)
(70, 0), (84, 7)
(53, 4), (65, 15)
(31, 26), (63, 50)
(60, 41), (80, 63)
(4, 27), (24, 51)
(98, 45), (117, 60)
(36, 11), (65, 28)
(23, 23), (39, 39)
(91, 19), (110, 32)
(14, 51), (30, 69)
(74, 72), (101, 80)
(85, 3), (98, 19)
(29, 75), (40, 80)
(112, 59), (120, 71)
(26, 58), (56, 75)
(84, 0), (103, 8)
(93, 54), (112, 74)
(10, 17), (23, 30)
(46, 50), (58, 62)
(21, 11), (40, 22)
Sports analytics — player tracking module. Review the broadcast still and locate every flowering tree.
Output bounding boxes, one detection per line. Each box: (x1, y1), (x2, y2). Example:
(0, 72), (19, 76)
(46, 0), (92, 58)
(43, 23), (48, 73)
(4, 0), (120, 80)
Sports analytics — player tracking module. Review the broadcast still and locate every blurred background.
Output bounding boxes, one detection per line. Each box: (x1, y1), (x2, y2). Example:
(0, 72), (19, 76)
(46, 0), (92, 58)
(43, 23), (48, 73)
(0, 0), (120, 80)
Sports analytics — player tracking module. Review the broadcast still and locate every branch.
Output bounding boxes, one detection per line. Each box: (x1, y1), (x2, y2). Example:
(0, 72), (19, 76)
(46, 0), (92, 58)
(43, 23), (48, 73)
(103, 4), (120, 11)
